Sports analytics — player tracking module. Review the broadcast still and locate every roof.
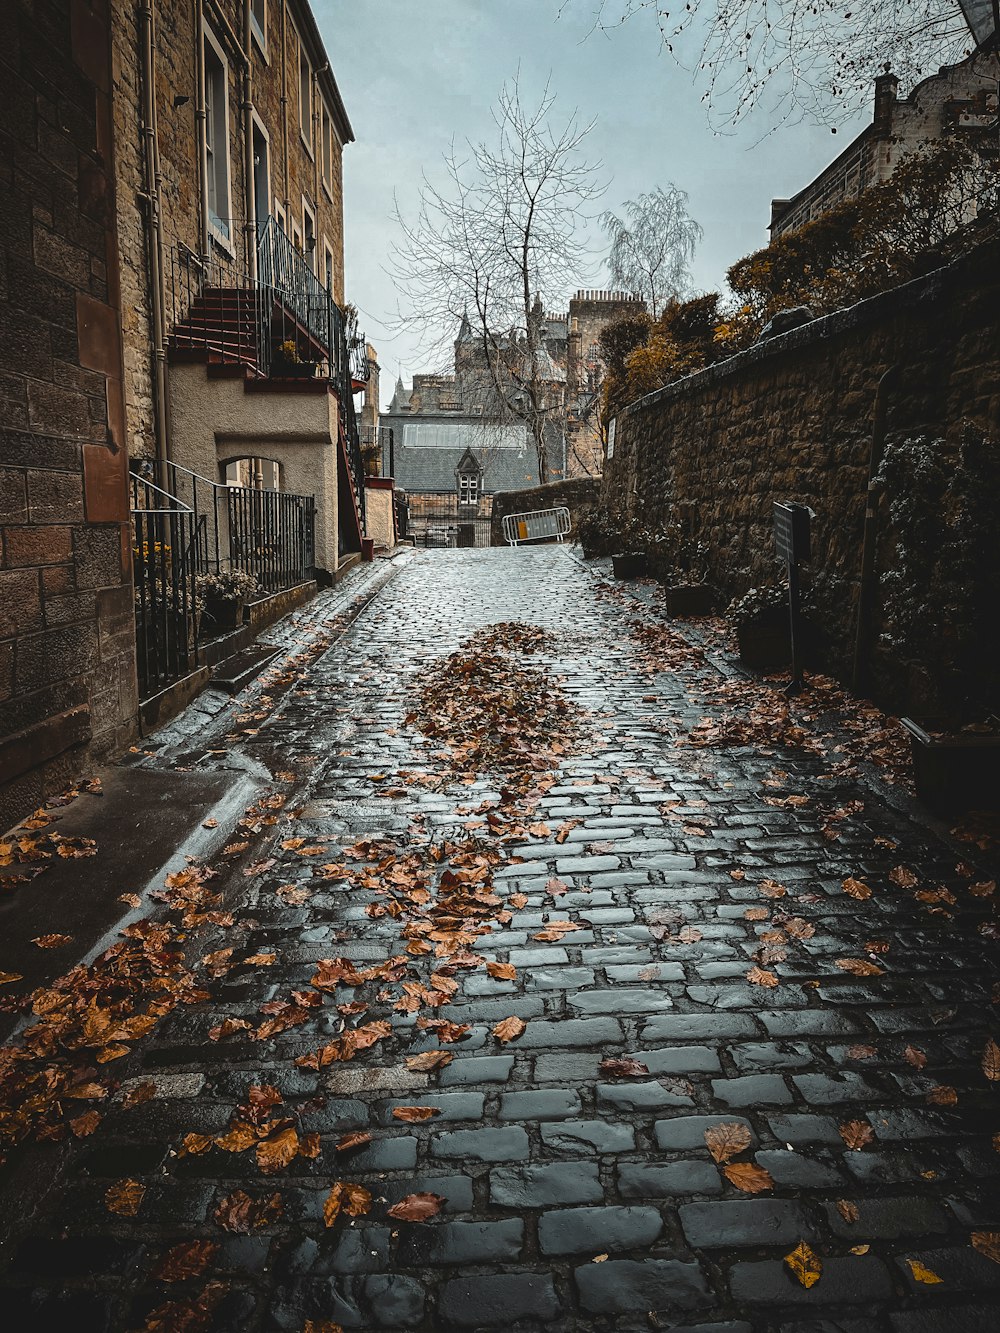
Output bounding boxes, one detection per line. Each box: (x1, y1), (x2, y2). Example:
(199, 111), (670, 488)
(290, 0), (354, 145)
(382, 413), (540, 494)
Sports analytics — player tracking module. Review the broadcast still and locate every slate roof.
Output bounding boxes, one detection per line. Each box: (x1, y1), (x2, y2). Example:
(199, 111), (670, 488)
(382, 412), (540, 495)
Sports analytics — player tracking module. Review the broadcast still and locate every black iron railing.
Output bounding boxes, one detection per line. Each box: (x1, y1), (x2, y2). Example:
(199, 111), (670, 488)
(168, 242), (271, 374)
(130, 471), (201, 698)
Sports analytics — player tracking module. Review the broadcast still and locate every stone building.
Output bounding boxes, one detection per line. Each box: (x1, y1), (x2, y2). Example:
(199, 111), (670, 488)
(383, 291), (646, 541)
(2, 0), (136, 828)
(769, 50), (1000, 236)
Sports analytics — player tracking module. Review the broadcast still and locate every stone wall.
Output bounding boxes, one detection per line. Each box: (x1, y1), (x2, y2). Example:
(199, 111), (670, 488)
(490, 477), (600, 546)
(1, 0), (137, 829)
(601, 237), (1000, 710)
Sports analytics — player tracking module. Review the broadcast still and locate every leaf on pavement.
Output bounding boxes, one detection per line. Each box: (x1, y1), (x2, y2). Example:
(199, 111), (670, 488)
(842, 877), (872, 900)
(69, 1110), (101, 1137)
(599, 1058), (650, 1079)
(971, 1232), (1000, 1264)
(0, 972), (24, 985)
(723, 1162), (774, 1193)
(32, 933), (72, 948)
(487, 961), (517, 981)
(835, 958), (883, 976)
(405, 1050), (453, 1072)
(105, 1179), (146, 1216)
(334, 1131), (372, 1153)
(256, 1126), (299, 1174)
(153, 1240), (218, 1282)
(746, 965), (778, 987)
(492, 1016), (526, 1043)
(906, 1258), (944, 1284)
(890, 865), (918, 888)
(323, 1181), (372, 1227)
(704, 1122), (752, 1163)
(982, 1039), (1000, 1082)
(214, 1189), (283, 1233)
(744, 907), (768, 921)
(121, 1081), (156, 1110)
(903, 1044), (927, 1069)
(835, 1199), (860, 1224)
(784, 1241), (822, 1288)
(839, 1119), (874, 1151)
(392, 1106), (441, 1122)
(387, 1192), (446, 1221)
(927, 1084), (958, 1105)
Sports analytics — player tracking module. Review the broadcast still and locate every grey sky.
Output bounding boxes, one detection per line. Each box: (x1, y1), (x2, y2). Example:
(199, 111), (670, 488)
(317, 0), (869, 406)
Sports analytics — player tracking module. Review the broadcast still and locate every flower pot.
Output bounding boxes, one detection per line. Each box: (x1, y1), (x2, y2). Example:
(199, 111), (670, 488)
(737, 621), (790, 671)
(202, 595), (244, 635)
(900, 718), (1000, 814)
(272, 361), (318, 380)
(664, 584), (714, 617)
(612, 551), (647, 580)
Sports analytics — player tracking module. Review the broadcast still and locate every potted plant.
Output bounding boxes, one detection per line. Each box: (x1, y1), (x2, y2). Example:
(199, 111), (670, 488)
(271, 339), (318, 380)
(728, 584), (793, 669)
(576, 509), (618, 559)
(648, 524), (715, 615)
(361, 441), (381, 477)
(195, 569), (260, 635)
(900, 718), (1000, 814)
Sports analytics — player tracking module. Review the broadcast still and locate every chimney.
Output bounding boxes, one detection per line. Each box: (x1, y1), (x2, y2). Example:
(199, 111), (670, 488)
(769, 198), (790, 231)
(874, 70), (898, 138)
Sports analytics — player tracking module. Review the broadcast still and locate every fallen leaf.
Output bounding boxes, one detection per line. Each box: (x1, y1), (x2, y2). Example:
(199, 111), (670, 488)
(118, 893), (142, 908)
(0, 972), (24, 985)
(599, 1058), (651, 1079)
(256, 1126), (299, 1174)
(723, 1162), (774, 1193)
(105, 1179), (146, 1216)
(121, 1082), (156, 1110)
(906, 1258), (943, 1284)
(387, 1191), (446, 1221)
(842, 877), (872, 900)
(784, 1241), (822, 1288)
(69, 1110), (101, 1137)
(592, 1252), (609, 1262)
(982, 1039), (1000, 1082)
(153, 1240), (218, 1282)
(890, 865), (918, 888)
(323, 1181), (372, 1227)
(492, 1015), (526, 1043)
(704, 1122), (752, 1163)
(392, 1106), (441, 1122)
(758, 879), (787, 899)
(744, 907), (768, 921)
(405, 1050), (453, 1072)
(971, 1232), (1000, 1264)
(214, 1189), (283, 1233)
(839, 1119), (875, 1151)
(850, 1244), (871, 1255)
(32, 933), (72, 948)
(834, 958), (883, 976)
(746, 965), (779, 987)
(487, 961), (517, 981)
(835, 1199), (860, 1224)
(334, 1131), (372, 1153)
(927, 1084), (958, 1106)
(903, 1045), (927, 1069)
(847, 1044), (877, 1060)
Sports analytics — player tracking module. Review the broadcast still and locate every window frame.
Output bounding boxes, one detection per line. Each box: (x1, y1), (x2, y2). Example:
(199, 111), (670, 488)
(457, 472), (480, 506)
(301, 196), (317, 273)
(251, 112), (271, 229)
(322, 237), (335, 296)
(250, 0), (266, 56)
(203, 25), (233, 251)
(298, 37), (313, 157)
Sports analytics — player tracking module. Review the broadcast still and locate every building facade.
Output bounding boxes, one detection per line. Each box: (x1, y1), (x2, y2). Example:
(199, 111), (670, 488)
(770, 51), (1000, 237)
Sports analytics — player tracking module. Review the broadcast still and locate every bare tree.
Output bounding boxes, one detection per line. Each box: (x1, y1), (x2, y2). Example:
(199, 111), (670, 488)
(566, 0), (971, 126)
(601, 185), (702, 317)
(388, 78), (605, 480)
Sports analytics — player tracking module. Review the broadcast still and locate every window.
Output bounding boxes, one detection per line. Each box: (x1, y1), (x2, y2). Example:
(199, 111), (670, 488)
(320, 104), (332, 191)
(252, 119), (269, 227)
(203, 32), (231, 244)
(458, 473), (479, 506)
(302, 199), (316, 273)
(290, 217), (302, 253)
(299, 46), (312, 152)
(323, 241), (334, 295)
(250, 0), (265, 52)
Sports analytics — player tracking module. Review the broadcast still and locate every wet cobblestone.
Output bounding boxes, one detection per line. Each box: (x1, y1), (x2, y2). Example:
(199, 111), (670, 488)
(1, 546), (999, 1330)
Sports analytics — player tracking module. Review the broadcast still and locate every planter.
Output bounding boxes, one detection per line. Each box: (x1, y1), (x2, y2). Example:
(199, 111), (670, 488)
(612, 551), (647, 580)
(272, 361), (318, 380)
(737, 621), (791, 671)
(664, 583), (714, 617)
(901, 718), (1000, 814)
(201, 595), (244, 635)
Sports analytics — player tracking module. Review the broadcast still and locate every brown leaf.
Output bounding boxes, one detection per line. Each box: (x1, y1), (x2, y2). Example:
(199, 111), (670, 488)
(834, 958), (883, 976)
(214, 1189), (283, 1233)
(906, 1258), (943, 1284)
(971, 1231), (1000, 1264)
(492, 1015), (526, 1043)
(405, 1050), (453, 1072)
(704, 1121), (752, 1163)
(0, 971), (24, 985)
(121, 1081), (157, 1110)
(599, 1058), (651, 1079)
(758, 879), (787, 899)
(69, 1110), (101, 1137)
(387, 1191), (446, 1221)
(890, 865), (918, 888)
(509, 892), (529, 908)
(153, 1240), (218, 1282)
(744, 907), (768, 921)
(927, 1084), (958, 1106)
(835, 1199), (860, 1224)
(723, 1162), (774, 1193)
(334, 1131), (372, 1153)
(982, 1039), (1000, 1082)
(839, 1119), (875, 1151)
(486, 961), (517, 981)
(105, 1179), (146, 1216)
(783, 917), (815, 940)
(842, 877), (872, 900)
(904, 1044), (927, 1069)
(847, 1044), (877, 1060)
(179, 1132), (214, 1157)
(392, 1106), (441, 1122)
(32, 933), (72, 948)
(746, 965), (779, 987)
(256, 1126), (299, 1174)
(784, 1241), (822, 1288)
(545, 877), (569, 896)
(323, 1181), (372, 1227)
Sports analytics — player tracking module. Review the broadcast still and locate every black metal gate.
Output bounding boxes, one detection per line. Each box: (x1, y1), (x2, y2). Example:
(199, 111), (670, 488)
(408, 510), (492, 549)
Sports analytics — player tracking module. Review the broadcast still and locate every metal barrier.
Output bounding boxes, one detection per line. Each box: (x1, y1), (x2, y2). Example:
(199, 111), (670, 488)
(501, 506), (572, 546)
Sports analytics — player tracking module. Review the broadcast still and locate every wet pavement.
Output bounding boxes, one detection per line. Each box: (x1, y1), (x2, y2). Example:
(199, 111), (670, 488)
(1, 545), (999, 1333)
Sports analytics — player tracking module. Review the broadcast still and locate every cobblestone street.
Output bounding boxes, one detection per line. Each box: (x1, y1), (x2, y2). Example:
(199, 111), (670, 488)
(2, 545), (999, 1333)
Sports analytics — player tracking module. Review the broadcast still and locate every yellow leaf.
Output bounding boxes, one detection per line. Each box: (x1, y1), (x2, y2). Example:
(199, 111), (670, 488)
(784, 1241), (822, 1288)
(105, 1179), (145, 1216)
(850, 1244), (870, 1255)
(906, 1258), (943, 1284)
(723, 1162), (774, 1193)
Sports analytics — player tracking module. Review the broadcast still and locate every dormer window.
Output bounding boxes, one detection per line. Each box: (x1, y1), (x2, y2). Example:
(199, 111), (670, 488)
(458, 472), (479, 506)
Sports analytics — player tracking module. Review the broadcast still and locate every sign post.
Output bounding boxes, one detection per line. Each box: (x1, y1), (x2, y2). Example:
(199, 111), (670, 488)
(773, 502), (812, 694)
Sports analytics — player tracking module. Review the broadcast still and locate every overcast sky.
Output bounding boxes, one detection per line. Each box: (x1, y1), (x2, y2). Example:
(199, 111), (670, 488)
(318, 0), (869, 406)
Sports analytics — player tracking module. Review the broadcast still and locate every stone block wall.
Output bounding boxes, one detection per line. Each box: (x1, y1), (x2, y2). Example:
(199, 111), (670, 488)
(490, 477), (600, 546)
(1, 0), (137, 830)
(601, 237), (1000, 710)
